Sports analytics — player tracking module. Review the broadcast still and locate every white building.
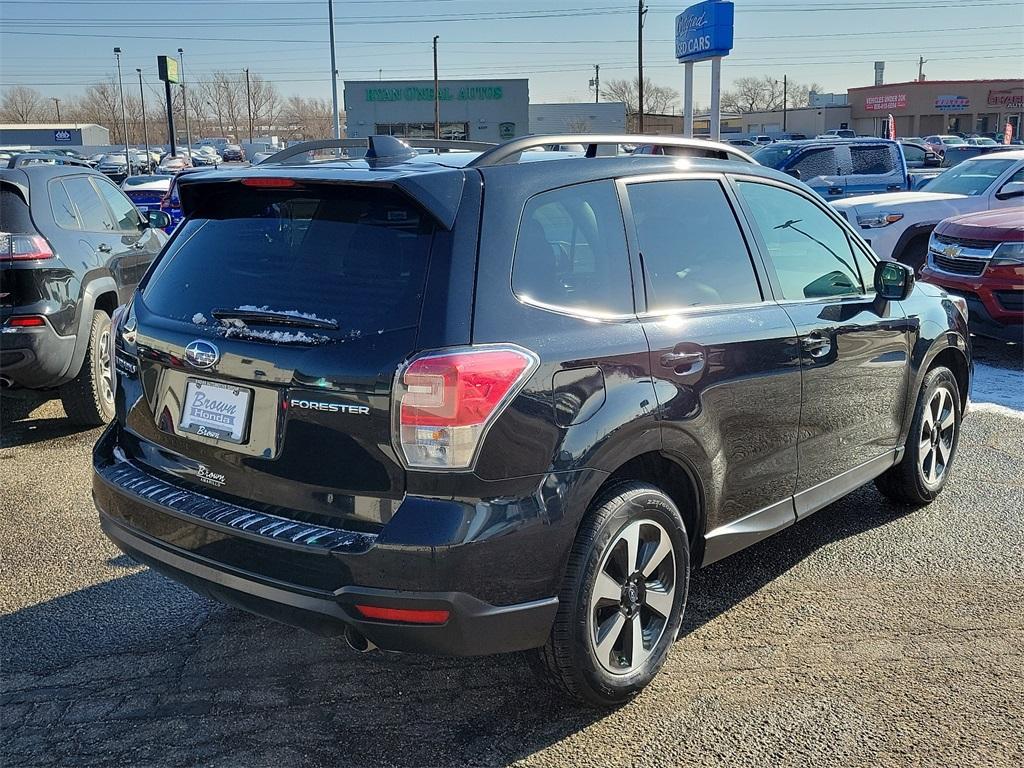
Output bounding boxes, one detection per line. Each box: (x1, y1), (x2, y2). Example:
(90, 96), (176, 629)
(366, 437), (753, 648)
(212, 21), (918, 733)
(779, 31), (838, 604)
(529, 103), (628, 134)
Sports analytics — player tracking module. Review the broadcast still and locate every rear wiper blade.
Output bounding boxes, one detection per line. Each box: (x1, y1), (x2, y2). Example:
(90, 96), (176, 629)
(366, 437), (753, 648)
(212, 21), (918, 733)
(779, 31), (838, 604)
(211, 308), (339, 330)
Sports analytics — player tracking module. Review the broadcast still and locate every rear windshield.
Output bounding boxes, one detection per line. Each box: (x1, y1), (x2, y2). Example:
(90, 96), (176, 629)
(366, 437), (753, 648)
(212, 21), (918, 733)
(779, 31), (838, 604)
(141, 185), (436, 342)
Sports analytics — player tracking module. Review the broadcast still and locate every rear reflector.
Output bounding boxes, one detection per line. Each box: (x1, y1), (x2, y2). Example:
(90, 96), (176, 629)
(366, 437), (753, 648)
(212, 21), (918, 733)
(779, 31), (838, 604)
(240, 177), (297, 188)
(7, 315), (46, 327)
(354, 605), (450, 625)
(394, 345), (539, 470)
(0, 232), (54, 261)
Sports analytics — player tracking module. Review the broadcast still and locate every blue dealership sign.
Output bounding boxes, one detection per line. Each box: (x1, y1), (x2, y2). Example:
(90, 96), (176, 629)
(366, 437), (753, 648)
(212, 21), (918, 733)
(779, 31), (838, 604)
(675, 0), (734, 63)
(53, 130), (72, 143)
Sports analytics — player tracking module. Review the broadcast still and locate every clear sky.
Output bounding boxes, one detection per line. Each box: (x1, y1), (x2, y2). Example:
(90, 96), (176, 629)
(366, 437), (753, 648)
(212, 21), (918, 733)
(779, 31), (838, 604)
(1, 0), (1022, 109)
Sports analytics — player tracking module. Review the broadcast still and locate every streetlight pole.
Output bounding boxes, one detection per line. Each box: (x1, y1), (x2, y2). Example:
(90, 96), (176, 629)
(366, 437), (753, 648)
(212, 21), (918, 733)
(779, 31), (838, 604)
(433, 35), (440, 140)
(114, 47), (131, 176)
(327, 0), (341, 139)
(52, 98), (61, 122)
(637, 1), (647, 133)
(591, 64), (600, 104)
(178, 48), (192, 154)
(245, 68), (254, 143)
(136, 68), (150, 171)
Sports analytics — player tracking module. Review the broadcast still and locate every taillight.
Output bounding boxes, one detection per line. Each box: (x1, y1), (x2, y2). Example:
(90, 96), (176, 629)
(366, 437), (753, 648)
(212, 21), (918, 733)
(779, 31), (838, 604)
(394, 345), (538, 470)
(0, 232), (54, 261)
(7, 315), (46, 327)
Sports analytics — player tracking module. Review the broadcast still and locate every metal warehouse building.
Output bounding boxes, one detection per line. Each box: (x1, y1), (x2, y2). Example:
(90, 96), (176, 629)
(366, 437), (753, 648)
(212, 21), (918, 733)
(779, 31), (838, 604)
(0, 123), (111, 147)
(344, 79), (529, 143)
(528, 103), (627, 134)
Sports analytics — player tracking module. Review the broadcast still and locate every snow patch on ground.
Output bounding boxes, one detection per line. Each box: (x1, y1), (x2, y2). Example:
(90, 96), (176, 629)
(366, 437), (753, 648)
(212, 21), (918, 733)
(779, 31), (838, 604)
(969, 362), (1023, 420)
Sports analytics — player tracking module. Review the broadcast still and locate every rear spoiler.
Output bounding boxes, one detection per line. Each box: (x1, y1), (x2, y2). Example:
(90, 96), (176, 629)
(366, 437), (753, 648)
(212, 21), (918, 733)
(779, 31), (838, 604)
(174, 170), (466, 231)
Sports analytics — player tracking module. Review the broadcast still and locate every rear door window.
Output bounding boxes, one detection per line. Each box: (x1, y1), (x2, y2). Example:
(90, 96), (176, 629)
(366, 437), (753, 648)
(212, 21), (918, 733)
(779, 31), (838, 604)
(48, 180), (81, 229)
(142, 185), (436, 339)
(849, 145), (895, 175)
(626, 179), (761, 310)
(512, 180), (633, 316)
(62, 175), (114, 232)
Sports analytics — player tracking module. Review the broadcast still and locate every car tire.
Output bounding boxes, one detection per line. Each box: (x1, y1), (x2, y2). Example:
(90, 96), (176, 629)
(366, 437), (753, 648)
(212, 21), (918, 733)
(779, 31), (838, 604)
(59, 310), (115, 427)
(875, 366), (961, 506)
(530, 482), (689, 707)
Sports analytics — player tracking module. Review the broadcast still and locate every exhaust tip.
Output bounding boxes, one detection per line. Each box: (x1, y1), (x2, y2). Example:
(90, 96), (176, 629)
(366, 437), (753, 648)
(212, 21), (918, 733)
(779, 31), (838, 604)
(344, 625), (377, 653)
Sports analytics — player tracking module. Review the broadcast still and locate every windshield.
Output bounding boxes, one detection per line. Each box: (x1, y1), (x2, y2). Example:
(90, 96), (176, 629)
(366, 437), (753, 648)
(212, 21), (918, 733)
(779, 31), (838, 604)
(922, 158), (1016, 196)
(141, 185), (436, 341)
(751, 145), (797, 168)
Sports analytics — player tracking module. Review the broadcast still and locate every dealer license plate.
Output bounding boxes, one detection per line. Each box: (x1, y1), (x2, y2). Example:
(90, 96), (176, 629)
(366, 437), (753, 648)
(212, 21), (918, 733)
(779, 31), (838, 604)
(180, 379), (252, 444)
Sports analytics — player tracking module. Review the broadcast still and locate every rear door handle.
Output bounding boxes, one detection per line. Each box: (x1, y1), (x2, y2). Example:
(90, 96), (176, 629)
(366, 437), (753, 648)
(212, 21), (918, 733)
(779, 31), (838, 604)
(660, 350), (705, 375)
(97, 243), (112, 253)
(801, 334), (832, 357)
(827, 186), (844, 196)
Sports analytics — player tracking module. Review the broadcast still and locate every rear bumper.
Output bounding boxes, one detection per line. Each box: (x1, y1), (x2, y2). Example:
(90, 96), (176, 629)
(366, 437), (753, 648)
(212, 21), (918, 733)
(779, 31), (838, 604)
(100, 513), (557, 655)
(91, 424), (579, 656)
(0, 319), (76, 388)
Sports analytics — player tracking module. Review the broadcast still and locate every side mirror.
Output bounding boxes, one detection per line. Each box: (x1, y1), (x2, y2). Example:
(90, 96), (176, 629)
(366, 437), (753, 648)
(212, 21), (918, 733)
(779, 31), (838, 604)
(145, 209), (172, 230)
(785, 168), (802, 180)
(995, 181), (1024, 201)
(874, 260), (914, 301)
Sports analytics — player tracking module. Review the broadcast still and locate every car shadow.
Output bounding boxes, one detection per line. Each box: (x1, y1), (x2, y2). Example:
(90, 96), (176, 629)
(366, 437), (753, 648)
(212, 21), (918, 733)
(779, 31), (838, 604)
(0, 394), (99, 448)
(2, 486), (911, 767)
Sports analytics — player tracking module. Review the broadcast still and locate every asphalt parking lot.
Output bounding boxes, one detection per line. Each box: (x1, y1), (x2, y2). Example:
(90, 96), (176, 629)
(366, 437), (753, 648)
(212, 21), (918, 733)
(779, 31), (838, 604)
(2, 339), (1022, 768)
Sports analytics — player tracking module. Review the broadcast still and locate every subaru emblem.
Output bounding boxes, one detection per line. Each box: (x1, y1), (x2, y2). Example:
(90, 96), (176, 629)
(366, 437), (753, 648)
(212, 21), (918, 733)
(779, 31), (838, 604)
(184, 340), (219, 369)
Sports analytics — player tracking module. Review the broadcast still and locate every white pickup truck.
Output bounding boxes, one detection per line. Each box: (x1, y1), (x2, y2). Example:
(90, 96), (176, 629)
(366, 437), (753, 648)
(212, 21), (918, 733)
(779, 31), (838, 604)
(832, 150), (1024, 269)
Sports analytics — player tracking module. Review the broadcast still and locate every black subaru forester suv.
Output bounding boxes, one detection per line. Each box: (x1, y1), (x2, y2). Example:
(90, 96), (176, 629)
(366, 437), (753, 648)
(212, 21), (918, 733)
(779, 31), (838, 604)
(92, 135), (971, 706)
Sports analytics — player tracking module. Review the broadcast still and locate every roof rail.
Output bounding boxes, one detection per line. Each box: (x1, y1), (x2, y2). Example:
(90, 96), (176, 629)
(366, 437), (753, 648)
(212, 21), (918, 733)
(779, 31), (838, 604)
(467, 134), (756, 167)
(5, 153), (92, 169)
(261, 136), (497, 166)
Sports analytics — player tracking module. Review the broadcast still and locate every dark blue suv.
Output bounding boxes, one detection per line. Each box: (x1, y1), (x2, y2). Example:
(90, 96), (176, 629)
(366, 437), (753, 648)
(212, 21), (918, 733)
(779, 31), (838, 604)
(92, 135), (971, 707)
(753, 138), (909, 200)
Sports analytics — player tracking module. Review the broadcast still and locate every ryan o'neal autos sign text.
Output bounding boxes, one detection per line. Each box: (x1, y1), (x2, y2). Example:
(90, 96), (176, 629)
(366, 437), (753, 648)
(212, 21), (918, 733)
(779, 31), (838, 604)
(366, 86), (504, 103)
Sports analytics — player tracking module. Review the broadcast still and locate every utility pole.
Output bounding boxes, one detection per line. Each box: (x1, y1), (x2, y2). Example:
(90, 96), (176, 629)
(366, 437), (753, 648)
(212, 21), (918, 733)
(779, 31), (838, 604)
(178, 48), (192, 153)
(782, 74), (788, 131)
(433, 35), (440, 140)
(114, 47), (131, 176)
(590, 64), (600, 104)
(136, 69), (150, 171)
(52, 98), (61, 122)
(327, 0), (341, 139)
(245, 68), (254, 142)
(637, 1), (647, 133)
(917, 56), (927, 82)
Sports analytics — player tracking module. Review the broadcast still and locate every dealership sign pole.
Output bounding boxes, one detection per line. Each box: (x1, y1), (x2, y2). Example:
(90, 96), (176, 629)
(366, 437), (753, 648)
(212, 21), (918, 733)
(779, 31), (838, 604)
(157, 55), (179, 157)
(675, 0), (734, 140)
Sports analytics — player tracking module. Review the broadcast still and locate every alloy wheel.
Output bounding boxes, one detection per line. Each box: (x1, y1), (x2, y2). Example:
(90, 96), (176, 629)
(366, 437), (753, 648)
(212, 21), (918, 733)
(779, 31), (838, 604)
(919, 385), (955, 485)
(98, 328), (114, 405)
(588, 519), (676, 675)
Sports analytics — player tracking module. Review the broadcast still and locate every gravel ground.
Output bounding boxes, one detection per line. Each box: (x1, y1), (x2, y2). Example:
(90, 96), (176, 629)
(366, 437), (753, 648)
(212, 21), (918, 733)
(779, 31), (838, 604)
(1, 339), (1022, 768)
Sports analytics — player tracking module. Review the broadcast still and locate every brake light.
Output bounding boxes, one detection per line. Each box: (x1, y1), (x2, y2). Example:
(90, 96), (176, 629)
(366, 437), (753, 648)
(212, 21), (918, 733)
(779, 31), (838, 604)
(354, 605), (450, 625)
(394, 345), (538, 470)
(0, 233), (53, 261)
(241, 177), (296, 188)
(7, 315), (46, 327)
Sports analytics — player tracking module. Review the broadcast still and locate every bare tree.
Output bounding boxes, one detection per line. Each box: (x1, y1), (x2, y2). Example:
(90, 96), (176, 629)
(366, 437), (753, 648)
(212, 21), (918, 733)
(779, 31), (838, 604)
(566, 117), (592, 133)
(282, 95), (334, 140)
(601, 77), (679, 130)
(0, 86), (46, 123)
(721, 76), (823, 113)
(247, 74), (280, 138)
(76, 79), (123, 141)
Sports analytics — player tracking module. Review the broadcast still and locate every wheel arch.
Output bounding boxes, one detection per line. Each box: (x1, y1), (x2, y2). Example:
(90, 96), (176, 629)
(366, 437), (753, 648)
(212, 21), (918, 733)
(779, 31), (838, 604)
(59, 274), (118, 383)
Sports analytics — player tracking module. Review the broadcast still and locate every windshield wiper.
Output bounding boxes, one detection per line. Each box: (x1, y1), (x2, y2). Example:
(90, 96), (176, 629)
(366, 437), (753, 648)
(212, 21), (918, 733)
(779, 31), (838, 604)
(211, 308), (339, 330)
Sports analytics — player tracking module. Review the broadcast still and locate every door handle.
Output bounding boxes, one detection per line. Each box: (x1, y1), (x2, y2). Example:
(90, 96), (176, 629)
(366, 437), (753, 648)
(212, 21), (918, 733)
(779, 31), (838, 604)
(660, 350), (705, 375)
(827, 186), (844, 196)
(801, 334), (832, 358)
(97, 243), (112, 253)
(131, 241), (145, 249)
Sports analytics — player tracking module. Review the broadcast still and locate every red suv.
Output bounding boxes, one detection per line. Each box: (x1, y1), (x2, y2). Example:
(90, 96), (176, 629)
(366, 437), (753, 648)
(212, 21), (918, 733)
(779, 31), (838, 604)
(921, 208), (1024, 342)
